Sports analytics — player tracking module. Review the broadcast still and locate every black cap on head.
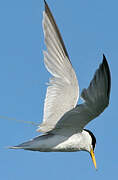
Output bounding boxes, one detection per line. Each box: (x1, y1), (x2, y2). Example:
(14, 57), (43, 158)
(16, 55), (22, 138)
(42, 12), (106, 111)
(84, 129), (96, 151)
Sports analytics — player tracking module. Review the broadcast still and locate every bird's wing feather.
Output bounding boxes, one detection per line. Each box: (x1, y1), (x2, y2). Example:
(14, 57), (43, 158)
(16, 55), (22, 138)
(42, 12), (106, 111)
(52, 55), (111, 136)
(37, 1), (79, 132)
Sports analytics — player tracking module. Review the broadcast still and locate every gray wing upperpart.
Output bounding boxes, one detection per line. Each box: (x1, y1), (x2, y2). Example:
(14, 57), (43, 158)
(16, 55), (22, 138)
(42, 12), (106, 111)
(52, 55), (111, 136)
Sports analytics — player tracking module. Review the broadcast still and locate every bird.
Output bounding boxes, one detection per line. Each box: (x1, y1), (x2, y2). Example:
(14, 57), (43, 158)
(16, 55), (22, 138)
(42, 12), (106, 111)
(10, 0), (111, 169)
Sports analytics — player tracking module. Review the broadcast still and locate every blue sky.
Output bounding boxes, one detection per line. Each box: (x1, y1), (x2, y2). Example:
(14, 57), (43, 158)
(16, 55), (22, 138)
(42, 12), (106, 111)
(0, 0), (117, 179)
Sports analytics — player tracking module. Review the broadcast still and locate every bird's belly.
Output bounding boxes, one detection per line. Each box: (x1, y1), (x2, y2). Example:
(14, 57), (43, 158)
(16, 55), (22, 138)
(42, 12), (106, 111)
(39, 134), (82, 152)
(52, 136), (81, 152)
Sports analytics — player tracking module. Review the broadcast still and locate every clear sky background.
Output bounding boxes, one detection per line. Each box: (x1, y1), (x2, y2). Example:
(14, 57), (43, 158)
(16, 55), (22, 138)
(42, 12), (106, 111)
(0, 0), (117, 179)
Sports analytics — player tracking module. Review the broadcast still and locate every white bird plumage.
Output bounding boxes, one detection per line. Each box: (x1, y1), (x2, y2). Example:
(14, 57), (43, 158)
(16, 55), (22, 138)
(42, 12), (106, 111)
(10, 0), (111, 169)
(38, 6), (79, 133)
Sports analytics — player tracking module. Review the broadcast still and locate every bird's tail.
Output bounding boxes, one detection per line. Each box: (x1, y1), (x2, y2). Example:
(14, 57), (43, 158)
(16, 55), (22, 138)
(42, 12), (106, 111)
(8, 135), (44, 151)
(8, 133), (53, 151)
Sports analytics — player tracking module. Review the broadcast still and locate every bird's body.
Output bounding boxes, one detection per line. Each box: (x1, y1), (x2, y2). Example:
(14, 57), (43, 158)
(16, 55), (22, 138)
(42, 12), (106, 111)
(12, 130), (92, 152)
(10, 0), (111, 169)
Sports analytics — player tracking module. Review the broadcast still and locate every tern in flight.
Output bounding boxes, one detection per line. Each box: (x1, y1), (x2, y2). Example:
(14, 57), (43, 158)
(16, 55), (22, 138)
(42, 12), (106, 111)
(10, 0), (111, 169)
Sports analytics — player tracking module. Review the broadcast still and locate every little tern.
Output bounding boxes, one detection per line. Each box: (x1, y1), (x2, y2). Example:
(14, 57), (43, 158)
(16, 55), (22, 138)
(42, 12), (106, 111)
(10, 0), (111, 169)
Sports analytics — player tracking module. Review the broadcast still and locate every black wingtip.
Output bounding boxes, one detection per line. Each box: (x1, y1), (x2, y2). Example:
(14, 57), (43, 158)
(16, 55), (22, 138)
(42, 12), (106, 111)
(103, 54), (105, 61)
(44, 0), (46, 5)
(44, 0), (48, 11)
(103, 54), (107, 63)
(43, 0), (70, 60)
(102, 54), (111, 99)
(44, 0), (50, 13)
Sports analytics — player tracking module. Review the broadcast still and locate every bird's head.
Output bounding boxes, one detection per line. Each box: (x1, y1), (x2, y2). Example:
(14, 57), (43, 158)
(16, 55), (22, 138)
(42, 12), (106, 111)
(83, 129), (97, 169)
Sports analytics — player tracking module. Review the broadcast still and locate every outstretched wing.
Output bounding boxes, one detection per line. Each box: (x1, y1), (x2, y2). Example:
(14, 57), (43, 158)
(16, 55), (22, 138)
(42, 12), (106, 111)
(37, 1), (79, 132)
(52, 55), (111, 136)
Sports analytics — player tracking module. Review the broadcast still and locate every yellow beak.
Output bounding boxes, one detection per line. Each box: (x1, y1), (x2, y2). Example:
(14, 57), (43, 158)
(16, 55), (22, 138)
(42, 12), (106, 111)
(90, 149), (97, 170)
